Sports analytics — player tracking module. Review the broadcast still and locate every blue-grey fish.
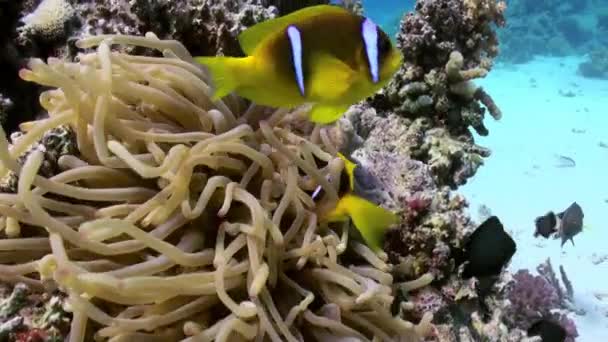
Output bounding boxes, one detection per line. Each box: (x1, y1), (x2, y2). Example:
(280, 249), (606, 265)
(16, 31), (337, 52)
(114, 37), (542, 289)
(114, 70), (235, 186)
(557, 202), (584, 247)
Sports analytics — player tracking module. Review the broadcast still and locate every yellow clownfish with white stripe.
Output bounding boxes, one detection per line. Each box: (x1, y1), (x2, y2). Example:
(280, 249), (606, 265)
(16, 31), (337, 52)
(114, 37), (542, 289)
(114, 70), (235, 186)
(313, 153), (399, 252)
(194, 5), (402, 125)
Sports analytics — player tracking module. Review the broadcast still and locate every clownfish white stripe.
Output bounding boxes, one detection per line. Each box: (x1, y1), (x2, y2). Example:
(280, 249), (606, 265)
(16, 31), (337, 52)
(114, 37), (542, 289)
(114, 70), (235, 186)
(361, 18), (379, 83)
(287, 25), (305, 96)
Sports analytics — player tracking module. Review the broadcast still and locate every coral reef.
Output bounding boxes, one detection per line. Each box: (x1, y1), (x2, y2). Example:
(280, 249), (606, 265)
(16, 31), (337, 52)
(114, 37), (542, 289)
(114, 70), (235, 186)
(263, 0), (329, 14)
(504, 260), (579, 342)
(0, 282), (70, 341)
(498, 0), (604, 63)
(345, 106), (476, 277)
(130, 0), (278, 57)
(0, 1), (545, 341)
(0, 126), (77, 194)
(370, 0), (503, 188)
(337, 103), (524, 342)
(17, 0), (75, 40)
(577, 48), (608, 79)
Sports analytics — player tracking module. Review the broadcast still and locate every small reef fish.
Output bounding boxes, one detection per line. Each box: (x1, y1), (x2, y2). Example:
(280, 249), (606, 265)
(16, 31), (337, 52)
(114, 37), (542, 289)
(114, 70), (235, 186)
(527, 318), (567, 342)
(313, 153), (398, 252)
(455, 216), (517, 279)
(533, 202), (588, 247)
(194, 5), (402, 124)
(557, 202), (584, 247)
(534, 211), (558, 238)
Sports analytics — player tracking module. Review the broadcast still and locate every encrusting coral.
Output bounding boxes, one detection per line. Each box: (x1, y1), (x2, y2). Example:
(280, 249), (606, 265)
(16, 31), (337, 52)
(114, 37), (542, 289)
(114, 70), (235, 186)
(0, 282), (69, 341)
(340, 105), (475, 279)
(0, 33), (435, 341)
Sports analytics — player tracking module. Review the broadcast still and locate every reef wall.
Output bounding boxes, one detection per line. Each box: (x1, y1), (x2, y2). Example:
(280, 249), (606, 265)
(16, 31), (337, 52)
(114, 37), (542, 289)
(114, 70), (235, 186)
(370, 0), (504, 188)
(498, 0), (607, 64)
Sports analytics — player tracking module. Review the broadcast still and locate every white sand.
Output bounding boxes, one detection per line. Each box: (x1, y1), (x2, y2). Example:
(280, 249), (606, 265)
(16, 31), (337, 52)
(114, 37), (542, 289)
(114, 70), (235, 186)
(461, 56), (608, 341)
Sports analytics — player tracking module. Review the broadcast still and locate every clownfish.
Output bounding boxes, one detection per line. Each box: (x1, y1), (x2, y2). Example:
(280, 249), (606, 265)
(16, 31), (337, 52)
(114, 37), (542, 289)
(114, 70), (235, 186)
(194, 5), (402, 125)
(313, 153), (398, 252)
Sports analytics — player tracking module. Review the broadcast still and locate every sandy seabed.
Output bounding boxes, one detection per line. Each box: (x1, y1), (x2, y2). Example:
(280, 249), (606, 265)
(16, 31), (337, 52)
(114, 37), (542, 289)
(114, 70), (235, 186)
(461, 55), (608, 342)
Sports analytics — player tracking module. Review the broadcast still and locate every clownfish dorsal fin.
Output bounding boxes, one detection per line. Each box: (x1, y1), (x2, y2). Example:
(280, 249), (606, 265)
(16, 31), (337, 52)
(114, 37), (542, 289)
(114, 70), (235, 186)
(238, 5), (349, 55)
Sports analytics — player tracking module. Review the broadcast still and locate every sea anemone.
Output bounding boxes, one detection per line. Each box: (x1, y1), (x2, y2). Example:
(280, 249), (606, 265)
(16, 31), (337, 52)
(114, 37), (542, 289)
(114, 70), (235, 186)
(0, 33), (433, 341)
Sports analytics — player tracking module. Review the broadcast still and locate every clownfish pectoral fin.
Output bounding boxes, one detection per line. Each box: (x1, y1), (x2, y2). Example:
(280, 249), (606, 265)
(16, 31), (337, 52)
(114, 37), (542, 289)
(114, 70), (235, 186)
(309, 103), (351, 124)
(341, 194), (398, 252)
(309, 52), (355, 102)
(194, 56), (251, 101)
(238, 5), (348, 55)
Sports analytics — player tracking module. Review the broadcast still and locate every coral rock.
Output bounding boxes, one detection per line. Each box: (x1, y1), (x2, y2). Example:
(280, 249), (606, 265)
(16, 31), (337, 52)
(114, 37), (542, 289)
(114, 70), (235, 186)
(370, 0), (502, 186)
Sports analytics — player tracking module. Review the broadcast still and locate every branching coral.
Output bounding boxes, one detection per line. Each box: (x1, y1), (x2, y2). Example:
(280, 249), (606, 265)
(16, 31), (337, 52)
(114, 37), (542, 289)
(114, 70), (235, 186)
(504, 267), (578, 342)
(386, 0), (505, 134)
(0, 33), (435, 341)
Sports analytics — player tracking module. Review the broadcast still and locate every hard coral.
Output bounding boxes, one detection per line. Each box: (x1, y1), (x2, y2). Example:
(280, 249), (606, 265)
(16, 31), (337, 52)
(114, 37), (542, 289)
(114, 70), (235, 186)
(344, 106), (475, 280)
(504, 268), (578, 341)
(0, 126), (77, 194)
(419, 127), (490, 187)
(347, 105), (489, 189)
(505, 269), (560, 328)
(18, 0), (75, 39)
(131, 0), (278, 57)
(0, 283), (69, 342)
(371, 0), (503, 187)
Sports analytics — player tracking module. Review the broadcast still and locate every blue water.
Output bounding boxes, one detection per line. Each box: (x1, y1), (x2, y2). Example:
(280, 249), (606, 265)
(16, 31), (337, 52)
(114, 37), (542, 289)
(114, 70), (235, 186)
(332, 0), (415, 38)
(361, 0), (415, 38)
(362, 0), (608, 341)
